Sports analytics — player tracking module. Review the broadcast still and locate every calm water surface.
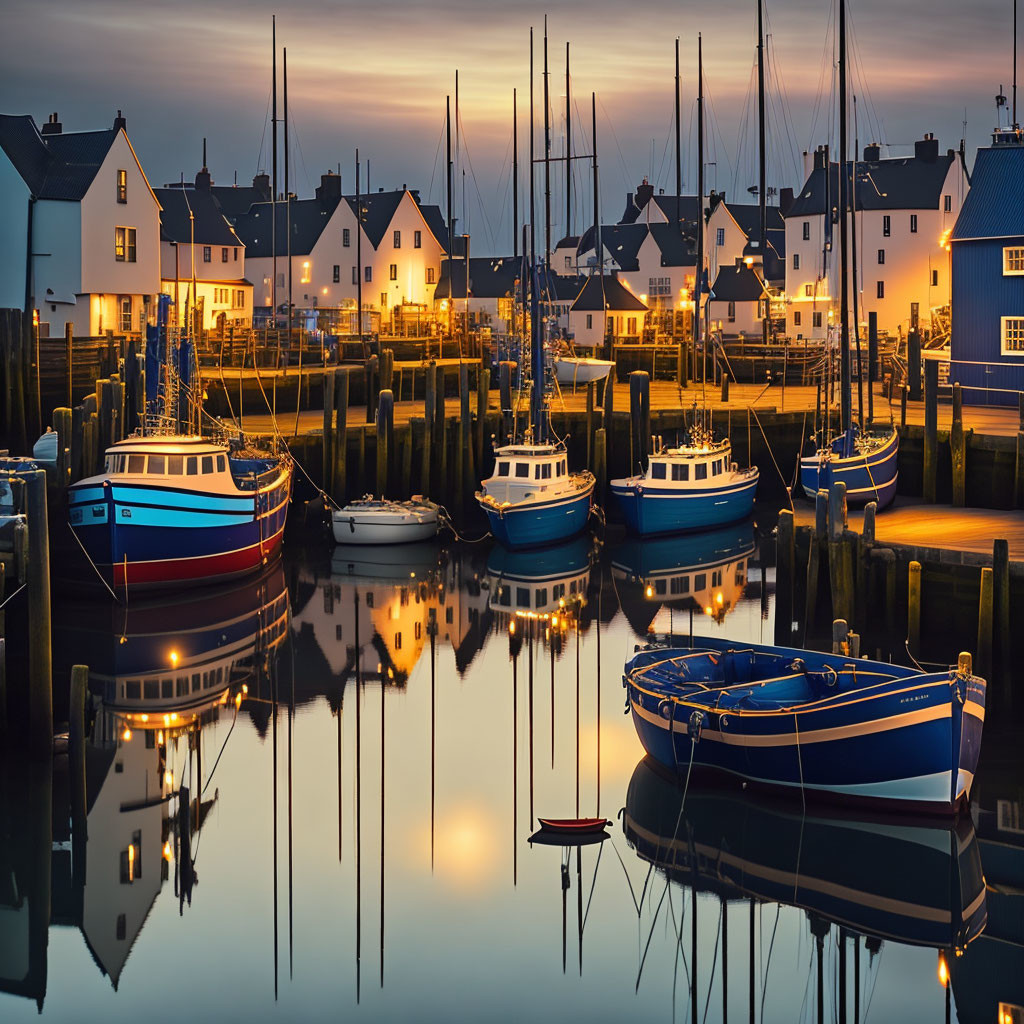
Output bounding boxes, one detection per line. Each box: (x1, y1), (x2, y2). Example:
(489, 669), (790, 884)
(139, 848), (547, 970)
(0, 525), (1016, 1022)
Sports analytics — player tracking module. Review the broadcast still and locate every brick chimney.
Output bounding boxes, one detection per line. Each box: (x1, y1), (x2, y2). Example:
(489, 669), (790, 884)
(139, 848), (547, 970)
(315, 170), (342, 202)
(863, 142), (881, 162)
(779, 187), (794, 215)
(252, 172), (271, 200)
(40, 112), (62, 136)
(113, 109), (127, 132)
(635, 176), (655, 212)
(914, 134), (939, 163)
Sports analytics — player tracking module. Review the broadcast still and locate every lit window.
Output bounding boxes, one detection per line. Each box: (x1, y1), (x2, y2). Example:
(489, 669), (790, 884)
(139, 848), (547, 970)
(394, 230), (401, 248)
(1003, 248), (1024, 275)
(115, 226), (136, 262)
(1002, 317), (1024, 355)
(116, 169), (127, 203)
(804, 284), (812, 297)
(426, 267), (435, 284)
(390, 264), (397, 281)
(876, 280), (885, 299)
(301, 261), (311, 284)
(414, 230), (422, 248)
(343, 228), (351, 247)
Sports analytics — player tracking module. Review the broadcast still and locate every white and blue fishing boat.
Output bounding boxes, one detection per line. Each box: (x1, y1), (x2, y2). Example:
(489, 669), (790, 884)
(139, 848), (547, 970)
(800, 425), (899, 509)
(623, 637), (985, 814)
(610, 425), (758, 535)
(477, 439), (594, 548)
(69, 434), (292, 591)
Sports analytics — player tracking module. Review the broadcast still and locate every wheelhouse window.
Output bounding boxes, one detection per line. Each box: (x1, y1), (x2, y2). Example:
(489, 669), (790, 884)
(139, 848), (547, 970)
(201, 455), (214, 473)
(127, 454), (145, 473)
(186, 456), (198, 474)
(695, 462), (708, 480)
(116, 169), (127, 203)
(167, 455), (183, 474)
(671, 463), (688, 481)
(651, 462), (667, 480)
(712, 460), (722, 476)
(216, 455), (226, 472)
(515, 463), (529, 478)
(1003, 248), (1024, 275)
(1002, 317), (1024, 356)
(558, 459), (566, 476)
(497, 461), (509, 476)
(148, 454), (166, 474)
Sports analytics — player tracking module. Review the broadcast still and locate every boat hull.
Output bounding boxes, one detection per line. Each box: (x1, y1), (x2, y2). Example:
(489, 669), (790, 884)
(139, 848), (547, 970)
(479, 480), (594, 549)
(553, 358), (615, 385)
(800, 430), (899, 509)
(610, 472), (758, 535)
(331, 507), (439, 545)
(625, 640), (985, 814)
(68, 468), (292, 590)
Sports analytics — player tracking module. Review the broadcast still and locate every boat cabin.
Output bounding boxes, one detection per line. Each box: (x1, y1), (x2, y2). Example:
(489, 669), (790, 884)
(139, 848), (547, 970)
(482, 444), (572, 503)
(94, 436), (260, 494)
(642, 440), (734, 485)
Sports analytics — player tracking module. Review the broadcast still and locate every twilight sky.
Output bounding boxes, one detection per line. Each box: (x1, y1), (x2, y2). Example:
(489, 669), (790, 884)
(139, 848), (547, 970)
(3, 0), (1017, 254)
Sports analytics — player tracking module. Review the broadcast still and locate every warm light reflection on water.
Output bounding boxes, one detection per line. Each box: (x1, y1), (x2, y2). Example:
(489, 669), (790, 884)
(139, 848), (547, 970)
(0, 529), (1015, 1022)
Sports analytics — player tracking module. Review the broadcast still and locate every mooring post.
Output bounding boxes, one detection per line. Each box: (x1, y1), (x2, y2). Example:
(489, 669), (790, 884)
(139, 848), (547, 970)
(476, 366), (489, 480)
(594, 427), (607, 507)
(993, 538), (1011, 697)
(422, 364), (435, 497)
(399, 423), (413, 498)
(923, 358), (938, 503)
(379, 348), (394, 393)
(602, 372), (615, 471)
(908, 329), (922, 402)
(365, 356), (378, 424)
(322, 368), (336, 494)
(721, 373), (729, 403)
(459, 362), (472, 506)
(25, 470), (52, 758)
(53, 407), (71, 487)
(805, 528), (821, 636)
(628, 371), (650, 475)
(585, 381), (596, 471)
(356, 421), (366, 493)
(498, 360), (513, 443)
(832, 619), (849, 655)
(376, 389), (393, 498)
(861, 501), (877, 545)
(775, 509), (795, 645)
(69, 664), (89, 881)
(435, 367), (447, 492)
(867, 312), (877, 425)
(827, 483), (854, 626)
(907, 560), (922, 659)
(977, 566), (994, 683)
(950, 382), (966, 508)
(333, 368), (349, 505)
(856, 501), (877, 630)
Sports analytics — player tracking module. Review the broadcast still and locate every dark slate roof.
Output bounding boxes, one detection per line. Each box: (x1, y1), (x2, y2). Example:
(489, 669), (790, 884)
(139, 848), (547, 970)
(232, 196), (340, 258)
(0, 114), (120, 200)
(555, 234), (580, 249)
(742, 237), (785, 286)
(721, 202), (784, 238)
(155, 187), (242, 246)
(951, 144), (1024, 241)
(709, 264), (767, 303)
(419, 203), (450, 254)
(210, 184), (271, 220)
(576, 223), (647, 270)
(540, 272), (585, 302)
(650, 194), (701, 223)
(570, 274), (648, 312)
(345, 190), (405, 249)
(435, 256), (519, 300)
(648, 222), (696, 267)
(786, 152), (956, 218)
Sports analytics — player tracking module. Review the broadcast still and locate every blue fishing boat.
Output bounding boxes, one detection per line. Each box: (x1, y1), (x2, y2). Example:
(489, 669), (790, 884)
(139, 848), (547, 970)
(486, 532), (593, 621)
(68, 434), (292, 591)
(623, 637), (985, 814)
(624, 758), (987, 951)
(610, 427), (758, 535)
(477, 441), (594, 548)
(800, 425), (899, 508)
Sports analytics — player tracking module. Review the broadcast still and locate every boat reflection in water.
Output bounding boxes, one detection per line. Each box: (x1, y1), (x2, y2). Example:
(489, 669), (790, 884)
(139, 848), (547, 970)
(623, 756), (986, 1004)
(611, 521), (755, 634)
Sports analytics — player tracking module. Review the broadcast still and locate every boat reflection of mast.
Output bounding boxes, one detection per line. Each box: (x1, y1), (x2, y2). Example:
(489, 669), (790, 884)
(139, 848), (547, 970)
(272, 636), (279, 1000)
(288, 630), (295, 981)
(380, 641), (385, 989)
(528, 627), (535, 830)
(429, 606), (437, 873)
(355, 590), (362, 1004)
(510, 618), (521, 886)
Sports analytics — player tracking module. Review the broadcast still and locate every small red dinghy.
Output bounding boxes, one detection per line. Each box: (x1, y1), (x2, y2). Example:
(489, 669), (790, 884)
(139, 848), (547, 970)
(537, 817), (610, 835)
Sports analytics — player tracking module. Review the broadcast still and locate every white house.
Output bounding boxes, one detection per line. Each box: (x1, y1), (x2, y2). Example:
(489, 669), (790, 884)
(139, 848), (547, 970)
(707, 197), (787, 288)
(155, 159), (252, 330)
(568, 274), (649, 347)
(784, 135), (969, 339)
(0, 111), (161, 335)
(433, 256), (520, 329)
(707, 260), (769, 337)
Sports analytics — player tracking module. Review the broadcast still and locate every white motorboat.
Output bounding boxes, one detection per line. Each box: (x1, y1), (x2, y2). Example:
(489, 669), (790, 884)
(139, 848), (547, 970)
(553, 356), (616, 386)
(331, 496), (441, 545)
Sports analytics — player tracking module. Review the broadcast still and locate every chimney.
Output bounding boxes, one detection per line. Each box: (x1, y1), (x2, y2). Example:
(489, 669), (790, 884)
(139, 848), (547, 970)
(40, 112), (62, 136)
(779, 187), (794, 215)
(635, 176), (655, 211)
(863, 142), (880, 162)
(708, 190), (725, 214)
(113, 109), (126, 132)
(813, 146), (828, 172)
(194, 137), (212, 190)
(316, 170), (342, 202)
(252, 172), (271, 200)
(802, 150), (813, 181)
(914, 134), (939, 162)
(378, 186), (384, 193)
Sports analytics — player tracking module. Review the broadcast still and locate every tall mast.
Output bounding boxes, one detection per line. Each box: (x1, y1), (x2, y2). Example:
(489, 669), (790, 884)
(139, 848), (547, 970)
(675, 38), (681, 228)
(696, 35), (705, 383)
(1014, 0), (1019, 127)
(565, 42), (572, 242)
(757, 0), (768, 343)
(543, 17), (551, 268)
(852, 94), (864, 427)
(284, 47), (292, 349)
(530, 28), (544, 442)
(513, 89), (519, 258)
(593, 93), (605, 351)
(356, 149), (362, 347)
(271, 16), (277, 326)
(446, 94), (453, 339)
(838, 0), (852, 435)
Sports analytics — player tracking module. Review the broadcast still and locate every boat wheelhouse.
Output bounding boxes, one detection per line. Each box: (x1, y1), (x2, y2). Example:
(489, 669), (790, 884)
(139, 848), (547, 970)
(476, 442), (594, 549)
(68, 434), (292, 590)
(610, 435), (758, 535)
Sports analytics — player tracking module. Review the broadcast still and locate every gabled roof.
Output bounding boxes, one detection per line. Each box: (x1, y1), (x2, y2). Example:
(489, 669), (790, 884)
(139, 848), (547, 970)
(570, 274), (648, 312)
(0, 114), (119, 200)
(554, 234), (580, 249)
(650, 194), (702, 223)
(418, 203), (450, 254)
(648, 222), (696, 267)
(577, 223), (648, 270)
(232, 196), (340, 258)
(540, 272), (585, 302)
(210, 183), (271, 220)
(435, 256), (519, 300)
(720, 202), (784, 238)
(951, 144), (1024, 241)
(742, 237), (785, 286)
(709, 263), (767, 303)
(155, 187), (242, 246)
(787, 152), (956, 218)
(345, 190), (405, 249)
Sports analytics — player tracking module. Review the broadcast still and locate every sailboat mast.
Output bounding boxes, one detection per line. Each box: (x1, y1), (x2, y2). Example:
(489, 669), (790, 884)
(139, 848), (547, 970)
(593, 93), (605, 352)
(271, 16), (277, 328)
(566, 42), (572, 242)
(446, 95), (453, 339)
(543, 18), (552, 269)
(675, 38), (681, 227)
(284, 48), (292, 350)
(852, 94), (864, 428)
(838, 0), (852, 435)
(530, 29), (544, 441)
(697, 35), (705, 388)
(356, 149), (362, 347)
(513, 89), (519, 258)
(757, 0), (768, 344)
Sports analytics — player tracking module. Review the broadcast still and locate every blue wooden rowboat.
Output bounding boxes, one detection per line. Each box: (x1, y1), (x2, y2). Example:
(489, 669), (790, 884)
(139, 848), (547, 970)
(623, 637), (985, 814)
(800, 425), (898, 509)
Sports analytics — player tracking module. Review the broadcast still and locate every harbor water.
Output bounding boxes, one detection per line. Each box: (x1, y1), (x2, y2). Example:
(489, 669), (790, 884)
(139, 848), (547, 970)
(0, 523), (1016, 1022)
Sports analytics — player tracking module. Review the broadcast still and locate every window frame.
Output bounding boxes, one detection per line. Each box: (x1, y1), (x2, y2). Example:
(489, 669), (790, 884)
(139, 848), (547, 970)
(876, 280), (885, 299)
(203, 245), (212, 263)
(1001, 316), (1024, 357)
(393, 230), (401, 249)
(882, 215), (891, 237)
(877, 249), (885, 265)
(333, 264), (340, 283)
(414, 230), (422, 249)
(792, 253), (800, 270)
(116, 168), (127, 203)
(1003, 247), (1024, 276)
(343, 228), (351, 247)
(910, 214), (918, 234)
(389, 263), (398, 281)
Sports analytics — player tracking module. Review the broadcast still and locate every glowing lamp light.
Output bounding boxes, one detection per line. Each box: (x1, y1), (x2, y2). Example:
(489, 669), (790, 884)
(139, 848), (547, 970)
(169, 650), (179, 667)
(715, 592), (724, 605)
(242, 684), (248, 694)
(157, 730), (164, 744)
(127, 842), (135, 880)
(235, 692), (243, 708)
(164, 770), (174, 787)
(163, 841), (173, 861)
(645, 585), (654, 598)
(140, 714), (149, 723)
(163, 714), (170, 726)
(704, 605), (714, 615)
(122, 728), (132, 742)
(440, 299), (449, 312)
(639, 293), (648, 303)
(744, 256), (754, 267)
(937, 951), (949, 988)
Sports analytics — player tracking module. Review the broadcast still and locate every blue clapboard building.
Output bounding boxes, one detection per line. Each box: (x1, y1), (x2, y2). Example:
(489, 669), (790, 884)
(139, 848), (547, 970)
(950, 128), (1024, 405)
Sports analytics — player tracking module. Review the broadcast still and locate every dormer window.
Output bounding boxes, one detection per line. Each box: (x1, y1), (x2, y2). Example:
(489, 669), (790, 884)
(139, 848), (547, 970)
(117, 169), (127, 203)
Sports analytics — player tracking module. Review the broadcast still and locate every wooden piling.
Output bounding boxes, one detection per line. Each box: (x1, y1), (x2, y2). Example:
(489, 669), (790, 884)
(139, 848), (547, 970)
(832, 619), (849, 655)
(459, 362), (472, 506)
(399, 423), (413, 497)
(436, 370), (448, 495)
(69, 664), (89, 875)
(333, 368), (349, 504)
(53, 407), (71, 486)
(594, 427), (607, 506)
(25, 470), (52, 758)
(628, 371), (650, 475)
(977, 566), (993, 683)
(376, 389), (393, 497)
(365, 355), (378, 424)
(908, 329), (922, 402)
(950, 382), (966, 508)
(585, 381), (596, 471)
(861, 501), (876, 544)
(476, 366), (489, 478)
(422, 364), (435, 497)
(322, 368), (336, 493)
(602, 372), (614, 470)
(923, 359), (938, 503)
(993, 538), (1011, 694)
(907, 560), (922, 659)
(805, 526), (822, 636)
(721, 373), (729, 403)
(499, 361), (514, 443)
(775, 509), (795, 645)
(65, 322), (74, 409)
(900, 383), (908, 431)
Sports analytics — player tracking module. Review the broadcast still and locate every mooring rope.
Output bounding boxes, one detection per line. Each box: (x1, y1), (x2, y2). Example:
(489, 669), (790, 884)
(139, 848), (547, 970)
(67, 522), (120, 602)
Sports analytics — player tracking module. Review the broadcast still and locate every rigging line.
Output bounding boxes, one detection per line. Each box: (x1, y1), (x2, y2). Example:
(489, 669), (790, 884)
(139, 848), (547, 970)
(762, 5), (801, 185)
(634, 879), (671, 993)
(457, 124), (498, 254)
(0, 581), (26, 610)
(67, 522), (120, 601)
(700, 899), (725, 1024)
(666, 883), (692, 993)
(201, 702), (239, 797)
(288, 107), (314, 199)
(807, 0), (836, 148)
(256, 85), (273, 179)
(732, 59), (758, 200)
(427, 113), (446, 206)
(597, 96), (633, 190)
(579, 838), (605, 930)
(608, 839), (643, 916)
(760, 903), (782, 1020)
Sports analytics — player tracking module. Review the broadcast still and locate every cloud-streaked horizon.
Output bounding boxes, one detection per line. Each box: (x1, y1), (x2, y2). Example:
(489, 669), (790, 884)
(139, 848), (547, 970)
(3, 0), (1016, 254)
